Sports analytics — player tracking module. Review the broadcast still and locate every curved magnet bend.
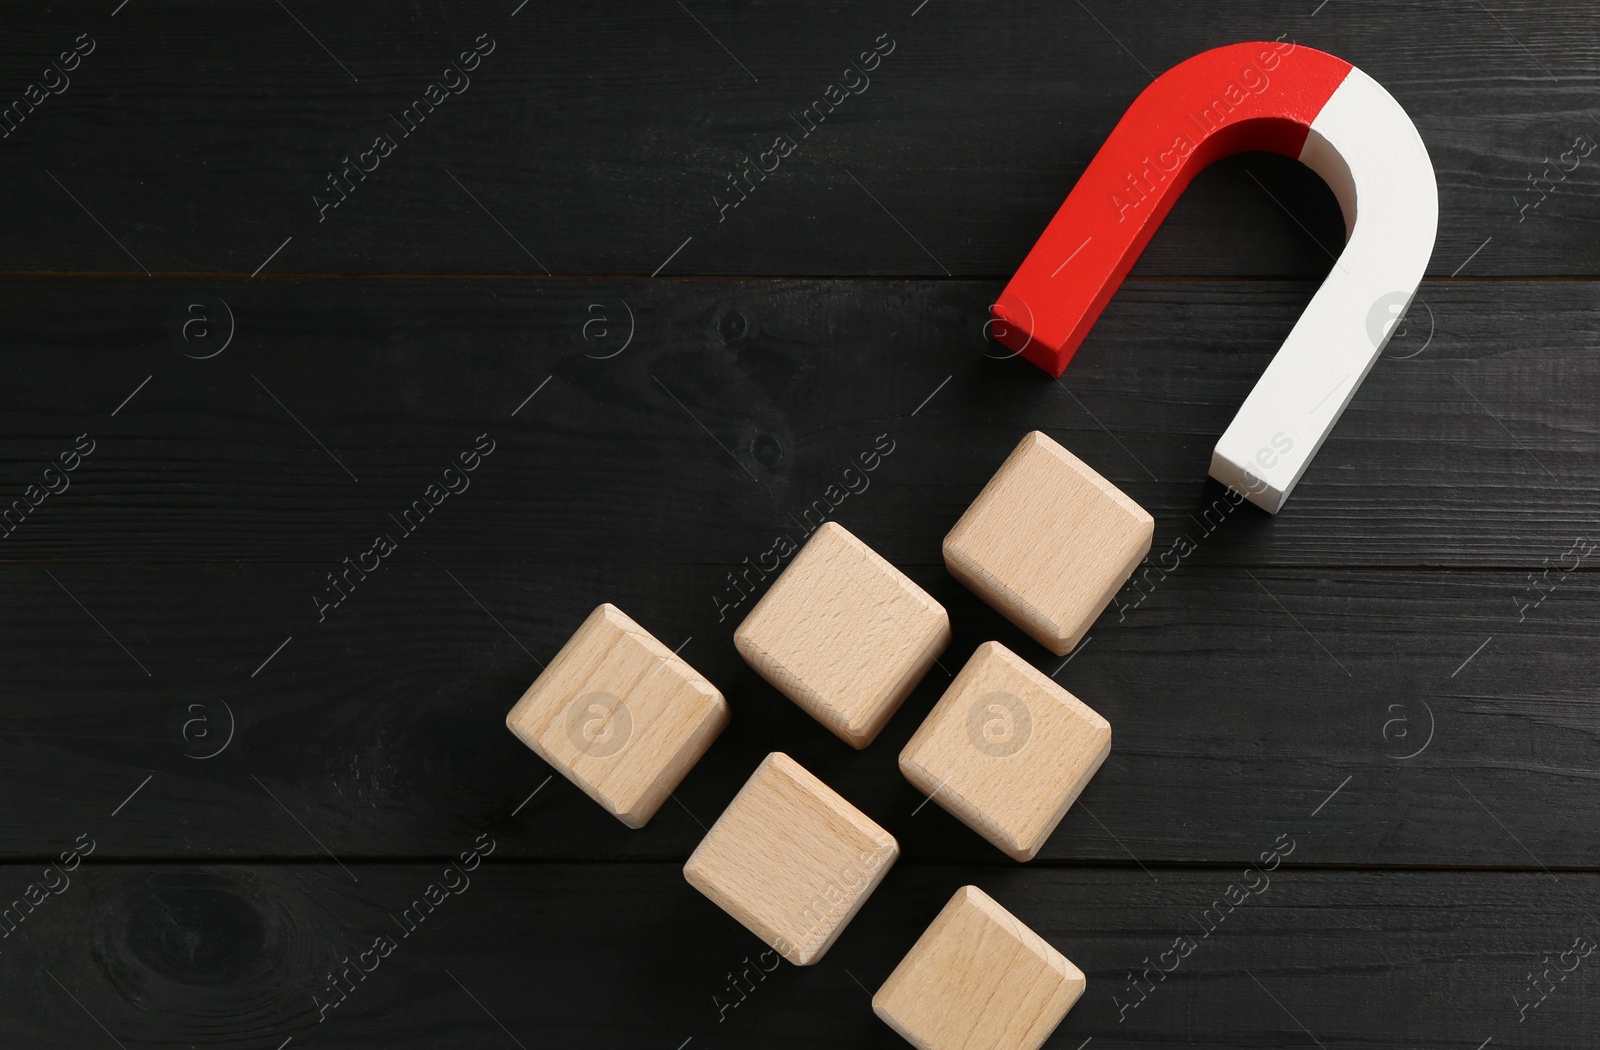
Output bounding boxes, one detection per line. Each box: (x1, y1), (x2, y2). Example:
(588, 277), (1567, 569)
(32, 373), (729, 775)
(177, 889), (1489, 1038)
(991, 40), (1438, 513)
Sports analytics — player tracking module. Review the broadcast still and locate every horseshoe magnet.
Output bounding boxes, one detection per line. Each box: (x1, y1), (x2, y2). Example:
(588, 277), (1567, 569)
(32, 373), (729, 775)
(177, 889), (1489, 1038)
(991, 40), (1438, 512)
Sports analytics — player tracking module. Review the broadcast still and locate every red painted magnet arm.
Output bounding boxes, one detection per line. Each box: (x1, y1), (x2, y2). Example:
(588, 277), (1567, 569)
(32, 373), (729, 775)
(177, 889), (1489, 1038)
(991, 41), (1353, 375)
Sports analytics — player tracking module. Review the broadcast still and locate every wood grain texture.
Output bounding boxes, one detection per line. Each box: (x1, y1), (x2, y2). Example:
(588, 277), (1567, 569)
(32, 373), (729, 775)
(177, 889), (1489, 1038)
(504, 603), (729, 828)
(945, 432), (1154, 655)
(873, 885), (1085, 1050)
(684, 752), (898, 964)
(901, 642), (1112, 862)
(735, 521), (950, 747)
(1, 862), (1594, 1049)
(0, 0), (1594, 1044)
(0, 2), (1593, 277)
(0, 560), (1595, 866)
(0, 275), (1594, 567)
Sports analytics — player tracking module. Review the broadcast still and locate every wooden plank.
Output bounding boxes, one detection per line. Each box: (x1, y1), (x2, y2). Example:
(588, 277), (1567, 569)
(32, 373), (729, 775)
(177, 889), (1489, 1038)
(3, 562), (1595, 866)
(0, 276), (1594, 567)
(0, 2), (1592, 276)
(1, 3), (1591, 1048)
(3, 861), (1594, 1047)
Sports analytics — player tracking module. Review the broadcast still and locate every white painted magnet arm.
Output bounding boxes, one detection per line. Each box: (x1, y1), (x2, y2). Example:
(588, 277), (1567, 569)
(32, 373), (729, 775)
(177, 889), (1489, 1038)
(1210, 67), (1439, 513)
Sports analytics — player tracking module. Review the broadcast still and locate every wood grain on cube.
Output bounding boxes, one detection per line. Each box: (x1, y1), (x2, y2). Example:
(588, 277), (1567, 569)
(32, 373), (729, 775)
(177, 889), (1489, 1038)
(735, 522), (950, 748)
(505, 603), (728, 829)
(900, 641), (1111, 861)
(944, 431), (1153, 655)
(683, 752), (898, 965)
(873, 885), (1085, 1050)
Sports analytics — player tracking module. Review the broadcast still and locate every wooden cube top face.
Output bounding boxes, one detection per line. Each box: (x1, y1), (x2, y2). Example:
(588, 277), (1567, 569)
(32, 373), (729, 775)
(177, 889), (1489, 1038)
(873, 886), (1084, 1050)
(683, 752), (898, 965)
(899, 642), (1110, 861)
(505, 604), (728, 829)
(734, 522), (950, 748)
(944, 431), (1153, 655)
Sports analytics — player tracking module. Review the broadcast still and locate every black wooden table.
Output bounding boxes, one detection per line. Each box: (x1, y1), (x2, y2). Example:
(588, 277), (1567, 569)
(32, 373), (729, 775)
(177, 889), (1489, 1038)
(0, 2), (1595, 1047)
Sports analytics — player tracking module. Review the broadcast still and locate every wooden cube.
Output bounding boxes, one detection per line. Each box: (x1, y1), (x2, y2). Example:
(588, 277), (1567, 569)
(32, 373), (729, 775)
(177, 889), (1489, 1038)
(899, 641), (1110, 861)
(944, 431), (1153, 655)
(505, 603), (728, 829)
(873, 885), (1084, 1050)
(735, 521), (950, 748)
(683, 752), (898, 965)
